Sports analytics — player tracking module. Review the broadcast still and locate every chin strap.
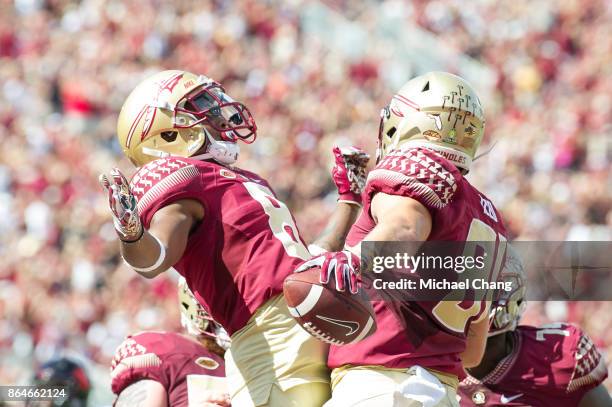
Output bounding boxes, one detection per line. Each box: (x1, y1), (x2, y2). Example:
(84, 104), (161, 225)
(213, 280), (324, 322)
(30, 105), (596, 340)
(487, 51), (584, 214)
(189, 130), (240, 165)
(181, 312), (206, 337)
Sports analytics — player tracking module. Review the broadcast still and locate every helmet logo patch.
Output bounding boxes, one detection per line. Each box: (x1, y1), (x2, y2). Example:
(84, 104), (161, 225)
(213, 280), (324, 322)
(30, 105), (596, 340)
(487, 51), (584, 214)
(443, 129), (457, 144)
(126, 105), (147, 148)
(423, 130), (441, 141)
(154, 72), (184, 99)
(141, 73), (185, 142)
(426, 113), (443, 131)
(140, 106), (157, 141)
(125, 72), (184, 148)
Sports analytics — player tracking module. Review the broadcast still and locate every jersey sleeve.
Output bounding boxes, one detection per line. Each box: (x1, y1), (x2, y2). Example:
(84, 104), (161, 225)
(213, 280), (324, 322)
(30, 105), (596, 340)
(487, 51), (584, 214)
(365, 147), (462, 212)
(109, 334), (169, 395)
(130, 158), (208, 228)
(564, 324), (608, 394)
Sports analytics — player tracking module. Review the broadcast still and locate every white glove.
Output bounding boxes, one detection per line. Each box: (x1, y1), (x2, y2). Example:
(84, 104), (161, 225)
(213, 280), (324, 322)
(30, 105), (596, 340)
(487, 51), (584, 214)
(394, 366), (446, 407)
(99, 168), (143, 242)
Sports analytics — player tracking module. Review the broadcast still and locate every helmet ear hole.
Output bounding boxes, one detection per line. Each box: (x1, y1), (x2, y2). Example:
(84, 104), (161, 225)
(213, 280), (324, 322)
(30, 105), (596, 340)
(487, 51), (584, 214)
(421, 81), (430, 92)
(386, 127), (396, 139)
(161, 131), (178, 143)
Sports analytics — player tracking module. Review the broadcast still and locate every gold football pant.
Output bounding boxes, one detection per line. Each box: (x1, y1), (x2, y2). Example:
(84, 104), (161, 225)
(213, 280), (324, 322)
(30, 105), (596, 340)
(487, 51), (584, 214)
(225, 294), (331, 407)
(325, 365), (459, 407)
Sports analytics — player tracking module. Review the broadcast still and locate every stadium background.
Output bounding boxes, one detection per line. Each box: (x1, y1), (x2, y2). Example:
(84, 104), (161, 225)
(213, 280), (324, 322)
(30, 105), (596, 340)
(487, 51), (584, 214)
(0, 0), (610, 404)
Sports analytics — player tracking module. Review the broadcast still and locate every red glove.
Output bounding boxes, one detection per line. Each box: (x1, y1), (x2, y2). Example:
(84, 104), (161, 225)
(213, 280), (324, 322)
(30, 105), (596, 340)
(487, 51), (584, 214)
(332, 146), (370, 206)
(295, 250), (361, 294)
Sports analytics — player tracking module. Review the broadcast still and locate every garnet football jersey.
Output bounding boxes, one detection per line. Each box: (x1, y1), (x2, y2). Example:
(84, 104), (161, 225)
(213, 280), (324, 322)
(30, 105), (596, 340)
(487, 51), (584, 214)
(130, 157), (311, 335)
(458, 324), (609, 406)
(110, 332), (225, 407)
(328, 147), (508, 379)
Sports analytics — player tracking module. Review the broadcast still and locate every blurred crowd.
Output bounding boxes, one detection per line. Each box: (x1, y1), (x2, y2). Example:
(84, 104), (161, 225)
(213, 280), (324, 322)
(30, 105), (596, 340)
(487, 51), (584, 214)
(0, 0), (610, 400)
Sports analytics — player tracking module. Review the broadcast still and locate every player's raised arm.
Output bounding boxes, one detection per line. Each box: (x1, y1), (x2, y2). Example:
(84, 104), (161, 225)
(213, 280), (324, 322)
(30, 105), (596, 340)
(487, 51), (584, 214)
(100, 169), (204, 278)
(310, 146), (370, 254)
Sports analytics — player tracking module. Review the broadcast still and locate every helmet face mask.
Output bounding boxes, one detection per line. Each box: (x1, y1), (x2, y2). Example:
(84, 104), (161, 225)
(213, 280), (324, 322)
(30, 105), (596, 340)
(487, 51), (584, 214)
(377, 71), (485, 172)
(376, 106), (391, 164)
(488, 245), (527, 337)
(117, 70), (257, 167)
(177, 83), (256, 143)
(178, 277), (231, 350)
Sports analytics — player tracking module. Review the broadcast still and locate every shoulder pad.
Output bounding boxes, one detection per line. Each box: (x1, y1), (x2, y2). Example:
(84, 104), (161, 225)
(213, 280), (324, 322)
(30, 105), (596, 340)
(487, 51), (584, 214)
(366, 147), (461, 210)
(130, 158), (200, 209)
(110, 334), (164, 394)
(129, 158), (206, 227)
(565, 325), (608, 392)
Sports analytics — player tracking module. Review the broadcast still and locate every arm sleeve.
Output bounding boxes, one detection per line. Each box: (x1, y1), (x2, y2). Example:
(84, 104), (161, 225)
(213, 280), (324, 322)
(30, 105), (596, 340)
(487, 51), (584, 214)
(365, 147), (461, 213)
(130, 158), (209, 228)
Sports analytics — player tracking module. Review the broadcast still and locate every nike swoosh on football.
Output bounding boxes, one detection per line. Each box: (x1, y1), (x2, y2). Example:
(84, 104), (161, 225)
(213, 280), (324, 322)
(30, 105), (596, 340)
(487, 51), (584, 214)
(316, 315), (360, 336)
(500, 393), (523, 403)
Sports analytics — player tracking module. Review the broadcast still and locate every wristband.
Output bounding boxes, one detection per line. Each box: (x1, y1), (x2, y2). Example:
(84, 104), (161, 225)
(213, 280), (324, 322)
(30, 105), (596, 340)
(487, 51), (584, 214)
(119, 225), (144, 243)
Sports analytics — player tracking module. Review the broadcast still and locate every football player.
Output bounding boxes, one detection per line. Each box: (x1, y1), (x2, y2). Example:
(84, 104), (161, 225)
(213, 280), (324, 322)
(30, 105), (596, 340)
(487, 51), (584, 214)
(111, 277), (228, 407)
(100, 70), (369, 407)
(30, 357), (90, 407)
(299, 72), (508, 406)
(458, 246), (611, 407)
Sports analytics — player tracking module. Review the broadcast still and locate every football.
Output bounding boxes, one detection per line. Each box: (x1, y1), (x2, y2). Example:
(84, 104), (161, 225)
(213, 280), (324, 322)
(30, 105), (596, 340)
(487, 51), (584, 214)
(283, 267), (377, 346)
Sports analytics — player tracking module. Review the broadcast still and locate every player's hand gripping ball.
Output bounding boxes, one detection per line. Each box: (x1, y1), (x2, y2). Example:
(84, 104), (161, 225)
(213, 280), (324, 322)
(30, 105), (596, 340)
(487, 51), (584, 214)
(284, 251), (376, 345)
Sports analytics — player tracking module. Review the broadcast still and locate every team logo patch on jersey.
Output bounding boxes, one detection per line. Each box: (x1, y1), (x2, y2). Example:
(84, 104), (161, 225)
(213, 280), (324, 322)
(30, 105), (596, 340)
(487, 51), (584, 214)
(219, 169), (236, 179)
(471, 390), (486, 404)
(195, 357), (220, 370)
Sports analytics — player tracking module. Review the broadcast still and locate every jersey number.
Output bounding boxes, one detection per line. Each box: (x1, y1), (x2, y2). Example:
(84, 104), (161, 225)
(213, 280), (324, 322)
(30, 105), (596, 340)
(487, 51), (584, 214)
(432, 218), (507, 332)
(536, 323), (570, 341)
(243, 182), (311, 261)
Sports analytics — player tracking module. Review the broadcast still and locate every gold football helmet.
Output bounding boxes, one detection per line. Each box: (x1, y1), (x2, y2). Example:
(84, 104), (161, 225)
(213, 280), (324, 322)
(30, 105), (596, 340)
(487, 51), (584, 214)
(117, 70), (257, 167)
(178, 277), (231, 349)
(377, 71), (485, 172)
(489, 245), (527, 336)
